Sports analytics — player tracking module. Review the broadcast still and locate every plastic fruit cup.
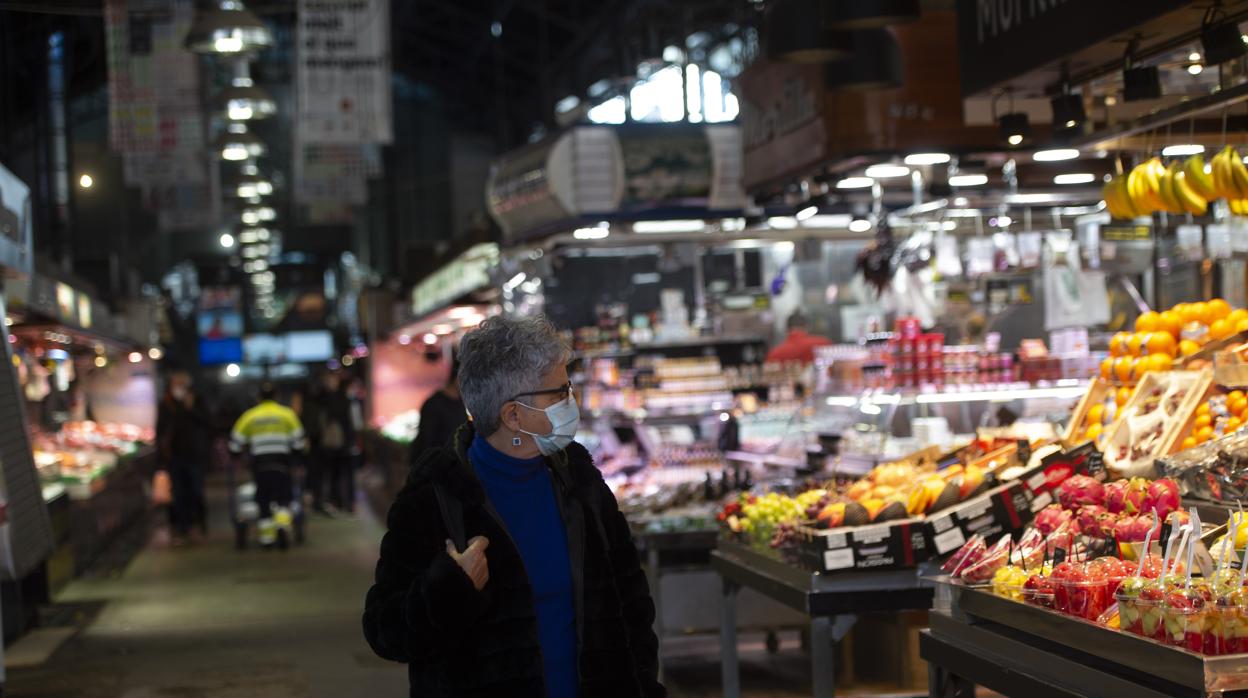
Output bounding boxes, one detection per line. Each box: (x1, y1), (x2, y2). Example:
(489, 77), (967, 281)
(1210, 602), (1247, 655)
(1116, 591), (1143, 635)
(1138, 598), (1165, 640)
(997, 583), (1025, 602)
(1064, 579), (1112, 621)
(1022, 585), (1055, 609)
(1163, 607), (1207, 652)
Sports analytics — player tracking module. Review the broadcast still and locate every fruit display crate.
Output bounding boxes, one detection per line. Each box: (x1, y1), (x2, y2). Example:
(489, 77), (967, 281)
(924, 576), (1248, 697)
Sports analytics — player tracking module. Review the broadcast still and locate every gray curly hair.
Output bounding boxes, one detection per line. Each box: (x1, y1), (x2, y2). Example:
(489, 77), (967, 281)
(457, 316), (570, 437)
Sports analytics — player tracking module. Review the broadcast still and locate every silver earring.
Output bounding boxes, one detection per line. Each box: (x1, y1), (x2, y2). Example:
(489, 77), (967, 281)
(512, 435), (522, 447)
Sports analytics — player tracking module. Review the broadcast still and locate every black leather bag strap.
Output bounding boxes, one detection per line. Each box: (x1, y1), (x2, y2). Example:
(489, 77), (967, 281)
(433, 483), (467, 552)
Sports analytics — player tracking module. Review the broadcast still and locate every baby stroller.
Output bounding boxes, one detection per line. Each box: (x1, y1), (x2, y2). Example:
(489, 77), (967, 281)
(227, 458), (306, 550)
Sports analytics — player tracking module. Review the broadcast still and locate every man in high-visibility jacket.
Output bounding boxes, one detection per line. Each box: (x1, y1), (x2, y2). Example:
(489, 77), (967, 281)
(230, 382), (307, 546)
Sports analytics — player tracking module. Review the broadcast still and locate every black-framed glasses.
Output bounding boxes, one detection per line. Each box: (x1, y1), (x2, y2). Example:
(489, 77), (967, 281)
(510, 381), (573, 403)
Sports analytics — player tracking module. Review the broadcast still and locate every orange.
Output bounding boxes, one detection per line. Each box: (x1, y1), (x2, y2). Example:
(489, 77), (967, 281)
(1109, 332), (1130, 357)
(1135, 311), (1161, 333)
(1195, 413), (1213, 429)
(1085, 423), (1103, 441)
(1181, 436), (1198, 450)
(1198, 402), (1212, 415)
(1232, 397), (1248, 416)
(1114, 357), (1135, 382)
(1180, 339), (1202, 356)
(1181, 303), (1204, 326)
(1100, 357), (1114, 379)
(1117, 386), (1133, 406)
(1229, 308), (1248, 327)
(1210, 318), (1234, 341)
(1127, 333), (1147, 356)
(1209, 298), (1232, 321)
(1159, 310), (1184, 338)
(1239, 318), (1248, 335)
(1197, 425), (1215, 442)
(1146, 332), (1176, 356)
(1148, 353), (1172, 373)
(1087, 404), (1106, 424)
(1230, 390), (1245, 402)
(1228, 416), (1243, 433)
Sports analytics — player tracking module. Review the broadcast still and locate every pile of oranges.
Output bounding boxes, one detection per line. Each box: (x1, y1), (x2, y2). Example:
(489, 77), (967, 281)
(1100, 298), (1247, 388)
(1178, 391), (1248, 450)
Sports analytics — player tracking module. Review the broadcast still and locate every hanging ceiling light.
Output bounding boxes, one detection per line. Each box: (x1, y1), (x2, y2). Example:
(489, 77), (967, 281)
(1122, 38), (1161, 102)
(1202, 5), (1247, 65)
(231, 174), (274, 198)
(824, 29), (903, 90)
(215, 123), (266, 161)
(825, 0), (920, 29)
(217, 78), (277, 121)
(764, 0), (852, 63)
(241, 205), (277, 225)
(185, 0), (273, 55)
(1050, 91), (1086, 136)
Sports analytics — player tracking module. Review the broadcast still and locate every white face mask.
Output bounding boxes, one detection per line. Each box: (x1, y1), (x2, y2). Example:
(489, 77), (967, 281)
(516, 394), (580, 456)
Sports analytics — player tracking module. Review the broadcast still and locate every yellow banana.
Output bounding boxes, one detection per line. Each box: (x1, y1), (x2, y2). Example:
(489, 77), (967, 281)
(1128, 166), (1153, 214)
(1184, 155), (1217, 201)
(1142, 158), (1168, 210)
(1157, 163), (1182, 213)
(1117, 177), (1140, 218)
(1102, 180), (1125, 219)
(1230, 148), (1248, 200)
(1174, 170), (1208, 216)
(1216, 147), (1240, 200)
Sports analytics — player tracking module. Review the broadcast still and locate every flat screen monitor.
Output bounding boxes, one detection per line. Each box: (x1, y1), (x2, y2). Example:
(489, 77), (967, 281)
(199, 338), (243, 365)
(285, 330), (334, 363)
(243, 334), (286, 364)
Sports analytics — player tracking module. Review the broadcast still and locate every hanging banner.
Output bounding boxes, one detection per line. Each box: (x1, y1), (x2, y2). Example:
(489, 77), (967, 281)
(104, 0), (204, 156)
(295, 0), (393, 144)
(293, 141), (382, 223)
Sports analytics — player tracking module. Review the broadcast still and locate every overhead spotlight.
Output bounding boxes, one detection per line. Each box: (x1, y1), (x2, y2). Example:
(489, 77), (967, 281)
(1050, 92), (1086, 134)
(825, 0), (920, 29)
(214, 125), (266, 161)
(824, 29), (903, 90)
(764, 0), (852, 63)
(184, 1), (273, 55)
(217, 79), (277, 121)
(1162, 144), (1205, 157)
(999, 112), (1030, 147)
(1202, 6), (1248, 65)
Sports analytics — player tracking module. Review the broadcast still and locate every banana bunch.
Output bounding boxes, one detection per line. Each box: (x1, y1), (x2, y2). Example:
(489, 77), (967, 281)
(1102, 176), (1144, 220)
(1104, 155), (1216, 219)
(1212, 145), (1248, 201)
(1127, 157), (1168, 213)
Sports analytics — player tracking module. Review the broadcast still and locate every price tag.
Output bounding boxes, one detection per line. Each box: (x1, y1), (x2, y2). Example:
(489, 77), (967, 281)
(1029, 491), (1053, 512)
(1208, 224), (1233, 259)
(930, 514), (954, 534)
(825, 533), (848, 550)
(934, 527), (966, 555)
(959, 496), (993, 521)
(853, 525), (890, 545)
(1027, 471), (1048, 492)
(823, 548), (855, 571)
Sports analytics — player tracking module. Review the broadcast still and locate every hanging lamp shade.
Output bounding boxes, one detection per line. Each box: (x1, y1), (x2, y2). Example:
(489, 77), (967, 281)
(214, 124), (266, 161)
(824, 29), (903, 90)
(765, 0), (853, 64)
(216, 79), (277, 121)
(185, 1), (273, 55)
(825, 0), (920, 29)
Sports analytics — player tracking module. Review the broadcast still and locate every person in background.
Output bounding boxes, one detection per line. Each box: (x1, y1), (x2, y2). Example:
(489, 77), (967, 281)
(766, 311), (832, 365)
(156, 370), (211, 545)
(364, 316), (664, 698)
(229, 382), (307, 548)
(301, 374), (330, 515)
(408, 354), (467, 464)
(319, 370), (358, 514)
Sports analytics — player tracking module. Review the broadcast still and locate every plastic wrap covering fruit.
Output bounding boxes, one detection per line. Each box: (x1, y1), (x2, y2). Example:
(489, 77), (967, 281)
(1159, 427), (1248, 503)
(942, 533), (986, 576)
(958, 535), (1014, 584)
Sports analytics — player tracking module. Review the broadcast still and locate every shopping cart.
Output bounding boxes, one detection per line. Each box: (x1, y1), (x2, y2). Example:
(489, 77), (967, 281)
(226, 458), (306, 550)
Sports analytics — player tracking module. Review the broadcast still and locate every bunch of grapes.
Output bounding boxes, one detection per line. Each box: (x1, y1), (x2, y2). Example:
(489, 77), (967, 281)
(769, 521), (802, 550)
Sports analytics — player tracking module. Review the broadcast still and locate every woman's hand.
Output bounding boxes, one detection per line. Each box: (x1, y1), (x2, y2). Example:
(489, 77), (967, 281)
(446, 536), (489, 591)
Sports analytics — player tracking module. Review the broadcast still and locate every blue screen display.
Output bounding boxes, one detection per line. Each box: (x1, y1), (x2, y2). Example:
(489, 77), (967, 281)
(199, 338), (244, 365)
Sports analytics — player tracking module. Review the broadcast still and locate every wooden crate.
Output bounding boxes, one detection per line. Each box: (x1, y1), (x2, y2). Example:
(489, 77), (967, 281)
(1062, 378), (1113, 444)
(1102, 368), (1212, 478)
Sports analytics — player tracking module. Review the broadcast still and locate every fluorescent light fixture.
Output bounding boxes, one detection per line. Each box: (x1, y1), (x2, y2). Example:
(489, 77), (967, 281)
(768, 216), (798, 230)
(632, 219), (705, 234)
(573, 226), (609, 240)
(859, 401), (882, 415)
(836, 176), (875, 189)
(1054, 173), (1096, 185)
(796, 205), (819, 221)
(914, 386), (1085, 404)
(802, 214), (853, 228)
(848, 219), (872, 233)
(948, 174), (988, 186)
(1162, 144), (1205, 157)
(904, 153), (951, 166)
(1005, 192), (1065, 204)
(864, 164), (910, 178)
(1032, 148), (1080, 162)
(941, 220), (957, 230)
(721, 217), (747, 231)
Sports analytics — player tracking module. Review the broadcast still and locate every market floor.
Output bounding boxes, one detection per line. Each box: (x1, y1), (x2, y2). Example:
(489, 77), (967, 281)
(6, 475), (913, 698)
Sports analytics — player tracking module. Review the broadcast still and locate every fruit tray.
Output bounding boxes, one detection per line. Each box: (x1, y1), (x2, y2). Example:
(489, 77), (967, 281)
(1104, 369), (1212, 478)
(1062, 377), (1113, 444)
(935, 576), (1248, 693)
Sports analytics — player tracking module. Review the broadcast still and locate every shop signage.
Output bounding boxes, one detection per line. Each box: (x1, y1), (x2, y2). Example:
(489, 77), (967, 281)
(295, 0), (393, 144)
(1101, 224), (1152, 242)
(738, 60), (827, 191)
(411, 243), (500, 318)
(956, 0), (1184, 96)
(0, 163), (32, 276)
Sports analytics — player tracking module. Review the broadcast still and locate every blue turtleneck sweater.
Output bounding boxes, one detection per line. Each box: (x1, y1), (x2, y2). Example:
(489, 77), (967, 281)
(469, 436), (578, 698)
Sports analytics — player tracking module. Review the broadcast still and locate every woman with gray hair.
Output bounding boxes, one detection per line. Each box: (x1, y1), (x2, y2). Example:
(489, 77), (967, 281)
(363, 316), (664, 698)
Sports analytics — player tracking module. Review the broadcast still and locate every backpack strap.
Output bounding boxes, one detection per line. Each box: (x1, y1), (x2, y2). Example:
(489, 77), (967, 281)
(433, 482), (467, 552)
